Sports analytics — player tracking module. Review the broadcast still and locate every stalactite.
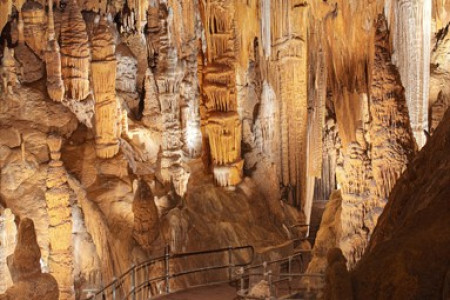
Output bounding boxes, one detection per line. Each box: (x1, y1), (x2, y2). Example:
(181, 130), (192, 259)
(91, 16), (121, 159)
(60, 0), (90, 101)
(133, 180), (159, 250)
(45, 0), (65, 102)
(45, 134), (75, 299)
(392, 0), (432, 148)
(0, 209), (17, 294)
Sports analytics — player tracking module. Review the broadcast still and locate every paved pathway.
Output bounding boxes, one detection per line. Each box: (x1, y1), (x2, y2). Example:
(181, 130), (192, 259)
(156, 284), (237, 300)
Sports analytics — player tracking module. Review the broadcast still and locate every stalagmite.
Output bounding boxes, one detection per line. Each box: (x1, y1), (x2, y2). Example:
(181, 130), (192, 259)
(60, 0), (90, 101)
(1, 218), (59, 300)
(0, 209), (17, 294)
(21, 0), (46, 58)
(45, 134), (75, 299)
(133, 180), (159, 250)
(392, 0), (432, 148)
(45, 0), (65, 102)
(91, 16), (120, 159)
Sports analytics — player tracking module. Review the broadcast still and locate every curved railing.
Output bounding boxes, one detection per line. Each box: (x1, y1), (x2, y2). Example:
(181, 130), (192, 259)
(87, 244), (255, 300)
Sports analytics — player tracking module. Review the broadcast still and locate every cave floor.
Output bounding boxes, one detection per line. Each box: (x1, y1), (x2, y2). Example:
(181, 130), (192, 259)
(156, 284), (237, 300)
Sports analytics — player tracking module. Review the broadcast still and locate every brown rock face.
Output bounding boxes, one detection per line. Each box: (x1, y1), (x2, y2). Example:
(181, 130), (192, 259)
(60, 0), (90, 101)
(351, 109), (450, 300)
(1, 218), (59, 300)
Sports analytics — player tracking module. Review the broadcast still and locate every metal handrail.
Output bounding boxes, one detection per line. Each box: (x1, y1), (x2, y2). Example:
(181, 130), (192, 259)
(87, 244), (255, 300)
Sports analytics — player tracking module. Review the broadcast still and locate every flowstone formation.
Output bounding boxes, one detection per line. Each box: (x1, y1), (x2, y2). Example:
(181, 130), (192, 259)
(0, 209), (17, 293)
(0, 218), (59, 300)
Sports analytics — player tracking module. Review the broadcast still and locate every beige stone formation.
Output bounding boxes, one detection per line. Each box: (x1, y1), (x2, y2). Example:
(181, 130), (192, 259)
(45, 134), (75, 299)
(21, 0), (46, 58)
(0, 218), (59, 300)
(199, 0), (244, 188)
(323, 248), (352, 300)
(0, 209), (17, 294)
(0, 47), (18, 94)
(132, 179), (160, 250)
(91, 16), (121, 159)
(60, 0), (90, 101)
(45, 0), (65, 102)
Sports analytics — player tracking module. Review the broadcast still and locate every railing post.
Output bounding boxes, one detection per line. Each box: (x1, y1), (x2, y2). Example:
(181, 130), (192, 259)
(263, 261), (268, 281)
(112, 277), (116, 300)
(165, 244), (170, 294)
(239, 267), (245, 295)
(228, 246), (233, 281)
(288, 256), (292, 282)
(131, 264), (136, 300)
(267, 270), (272, 300)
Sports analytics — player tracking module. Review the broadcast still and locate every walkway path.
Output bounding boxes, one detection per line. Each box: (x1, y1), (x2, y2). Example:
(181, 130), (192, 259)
(155, 284), (237, 300)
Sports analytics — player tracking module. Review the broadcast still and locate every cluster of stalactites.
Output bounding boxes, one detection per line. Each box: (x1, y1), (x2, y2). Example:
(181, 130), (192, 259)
(200, 0), (244, 188)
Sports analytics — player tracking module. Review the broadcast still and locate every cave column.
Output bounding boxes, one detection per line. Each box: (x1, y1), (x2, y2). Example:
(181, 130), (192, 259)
(91, 16), (121, 159)
(45, 134), (75, 300)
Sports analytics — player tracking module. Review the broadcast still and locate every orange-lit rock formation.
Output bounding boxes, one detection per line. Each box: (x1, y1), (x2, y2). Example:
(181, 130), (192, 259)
(0, 47), (18, 94)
